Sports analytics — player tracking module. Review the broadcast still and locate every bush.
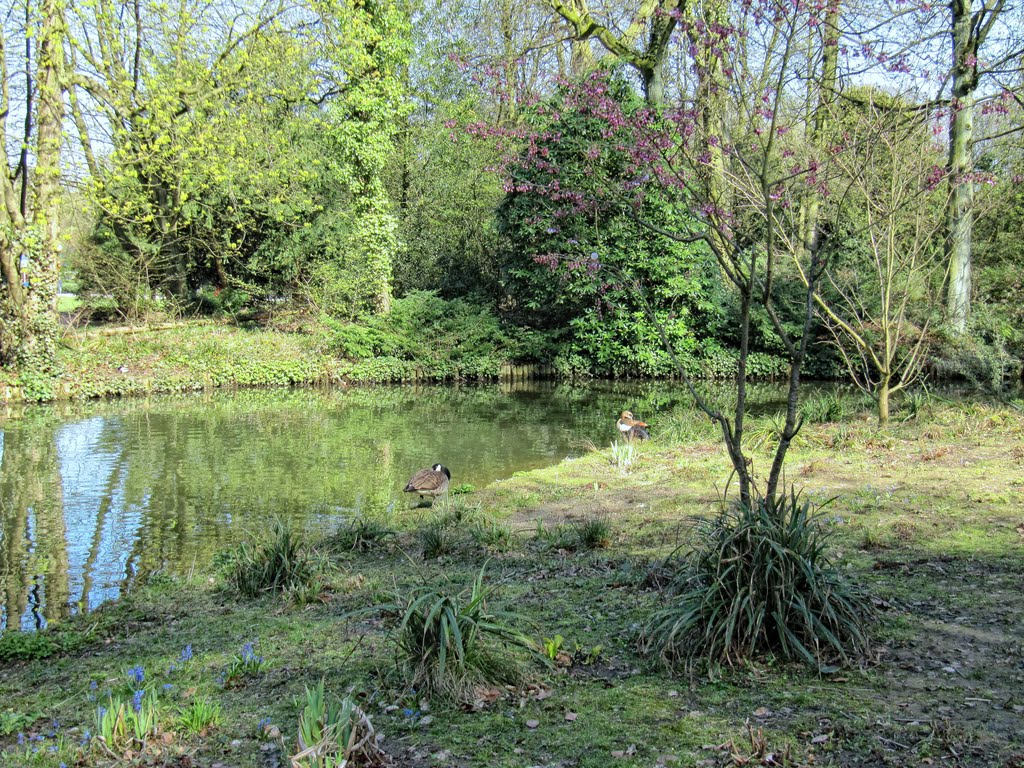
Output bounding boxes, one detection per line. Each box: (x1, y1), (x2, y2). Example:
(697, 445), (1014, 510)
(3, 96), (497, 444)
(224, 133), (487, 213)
(388, 565), (530, 701)
(640, 489), (872, 675)
(226, 519), (318, 598)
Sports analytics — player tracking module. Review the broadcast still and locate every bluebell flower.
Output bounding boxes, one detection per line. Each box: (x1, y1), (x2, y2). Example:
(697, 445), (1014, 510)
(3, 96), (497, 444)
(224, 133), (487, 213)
(257, 717), (271, 732)
(97, 706), (107, 719)
(163, 683), (174, 692)
(132, 689), (145, 713)
(89, 680), (98, 691)
(180, 644), (193, 663)
(168, 663), (178, 673)
(80, 730), (91, 746)
(16, 733), (24, 746)
(402, 708), (416, 718)
(127, 665), (145, 684)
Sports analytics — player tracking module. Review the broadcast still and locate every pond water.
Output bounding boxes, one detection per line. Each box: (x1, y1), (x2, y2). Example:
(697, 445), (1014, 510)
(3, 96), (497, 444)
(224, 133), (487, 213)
(2, 380), (737, 633)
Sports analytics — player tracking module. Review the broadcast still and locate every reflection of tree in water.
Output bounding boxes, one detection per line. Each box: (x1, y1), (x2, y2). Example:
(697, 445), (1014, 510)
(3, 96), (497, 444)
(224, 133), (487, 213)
(0, 415), (70, 631)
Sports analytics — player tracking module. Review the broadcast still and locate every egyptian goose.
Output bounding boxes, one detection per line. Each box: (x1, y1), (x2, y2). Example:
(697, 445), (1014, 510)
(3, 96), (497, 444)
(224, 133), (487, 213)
(617, 411), (650, 441)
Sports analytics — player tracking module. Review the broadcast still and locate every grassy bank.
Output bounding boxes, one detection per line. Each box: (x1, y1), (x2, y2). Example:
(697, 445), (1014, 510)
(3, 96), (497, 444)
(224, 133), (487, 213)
(1, 400), (1023, 767)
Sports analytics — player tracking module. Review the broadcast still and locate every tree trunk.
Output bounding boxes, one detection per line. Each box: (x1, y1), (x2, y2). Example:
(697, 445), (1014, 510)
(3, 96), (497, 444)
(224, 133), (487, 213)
(10, 0), (65, 371)
(642, 62), (665, 107)
(945, 0), (977, 335)
(877, 379), (890, 427)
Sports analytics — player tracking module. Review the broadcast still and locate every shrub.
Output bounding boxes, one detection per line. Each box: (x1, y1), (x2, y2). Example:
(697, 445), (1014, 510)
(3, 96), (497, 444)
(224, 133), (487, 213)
(388, 565), (530, 701)
(418, 524), (453, 560)
(226, 519), (318, 598)
(293, 679), (383, 768)
(640, 489), (872, 675)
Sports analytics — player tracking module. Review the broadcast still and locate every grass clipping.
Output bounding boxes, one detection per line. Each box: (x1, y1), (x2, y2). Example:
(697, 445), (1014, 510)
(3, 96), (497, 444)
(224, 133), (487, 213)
(641, 488), (873, 675)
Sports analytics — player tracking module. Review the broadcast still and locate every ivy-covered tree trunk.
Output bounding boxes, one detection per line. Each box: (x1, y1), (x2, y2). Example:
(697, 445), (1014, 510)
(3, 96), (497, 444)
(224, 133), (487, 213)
(0, 0), (66, 371)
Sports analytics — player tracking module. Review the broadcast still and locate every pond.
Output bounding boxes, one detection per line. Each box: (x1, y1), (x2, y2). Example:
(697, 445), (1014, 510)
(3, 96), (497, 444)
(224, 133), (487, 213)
(3, 380), (740, 633)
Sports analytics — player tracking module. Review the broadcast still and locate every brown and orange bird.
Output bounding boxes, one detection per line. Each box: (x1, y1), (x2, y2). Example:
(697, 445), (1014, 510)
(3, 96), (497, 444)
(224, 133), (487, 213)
(403, 463), (451, 504)
(616, 410), (650, 441)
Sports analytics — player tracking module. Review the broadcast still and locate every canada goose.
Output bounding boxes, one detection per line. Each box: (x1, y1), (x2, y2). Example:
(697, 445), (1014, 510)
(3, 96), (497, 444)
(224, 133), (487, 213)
(617, 410), (650, 441)
(404, 464), (451, 504)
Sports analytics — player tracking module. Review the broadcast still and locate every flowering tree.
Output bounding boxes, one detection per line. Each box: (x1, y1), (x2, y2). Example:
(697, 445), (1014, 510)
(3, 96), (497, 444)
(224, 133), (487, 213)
(483, 0), (867, 506)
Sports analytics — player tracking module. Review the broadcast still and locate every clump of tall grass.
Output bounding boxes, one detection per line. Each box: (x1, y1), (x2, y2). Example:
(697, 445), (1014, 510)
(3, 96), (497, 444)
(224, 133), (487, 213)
(533, 518), (612, 551)
(387, 565), (530, 702)
(292, 679), (383, 768)
(610, 440), (637, 472)
(640, 488), (872, 675)
(177, 696), (222, 735)
(800, 391), (847, 423)
(418, 523), (454, 560)
(469, 518), (517, 552)
(326, 515), (395, 553)
(226, 519), (318, 598)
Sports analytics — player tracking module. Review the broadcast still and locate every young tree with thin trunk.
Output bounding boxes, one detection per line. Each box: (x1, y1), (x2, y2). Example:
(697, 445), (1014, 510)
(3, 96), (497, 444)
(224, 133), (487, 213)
(801, 95), (947, 425)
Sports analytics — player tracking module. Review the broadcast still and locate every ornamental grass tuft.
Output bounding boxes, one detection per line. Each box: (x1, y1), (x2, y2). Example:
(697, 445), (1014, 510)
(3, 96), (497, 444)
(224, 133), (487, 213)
(640, 487), (873, 675)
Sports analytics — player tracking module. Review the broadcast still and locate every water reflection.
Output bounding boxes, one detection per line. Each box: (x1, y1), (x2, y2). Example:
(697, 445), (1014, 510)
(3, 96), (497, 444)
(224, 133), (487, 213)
(0, 380), (800, 632)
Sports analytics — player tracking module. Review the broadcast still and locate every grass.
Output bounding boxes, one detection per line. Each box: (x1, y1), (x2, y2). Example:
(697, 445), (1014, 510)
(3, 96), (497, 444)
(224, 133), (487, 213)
(0, 400), (1022, 767)
(225, 519), (320, 598)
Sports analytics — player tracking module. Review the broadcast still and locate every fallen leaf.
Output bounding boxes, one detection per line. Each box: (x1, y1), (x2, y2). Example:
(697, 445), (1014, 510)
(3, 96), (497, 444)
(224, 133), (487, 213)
(811, 734), (829, 744)
(565, 712), (577, 722)
(526, 719), (539, 729)
(753, 707), (772, 717)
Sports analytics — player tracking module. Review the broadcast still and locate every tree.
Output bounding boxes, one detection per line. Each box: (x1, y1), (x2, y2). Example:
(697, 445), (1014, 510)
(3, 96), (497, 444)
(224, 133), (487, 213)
(808, 94), (947, 424)
(66, 0), (409, 314)
(483, 0), (869, 505)
(0, 0), (66, 370)
(544, 0), (681, 104)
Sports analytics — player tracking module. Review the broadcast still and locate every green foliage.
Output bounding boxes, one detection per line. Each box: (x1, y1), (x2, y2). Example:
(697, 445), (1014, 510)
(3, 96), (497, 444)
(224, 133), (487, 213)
(294, 679), (382, 768)
(641, 489), (873, 675)
(177, 696), (222, 734)
(71, 0), (410, 316)
(495, 74), (726, 377)
(532, 518), (611, 552)
(327, 516), (395, 553)
(387, 565), (530, 701)
(541, 634), (565, 662)
(324, 292), (518, 381)
(226, 519), (318, 598)
(800, 391), (847, 424)
(418, 524), (454, 560)
(468, 519), (516, 552)
(574, 518), (613, 550)
(94, 689), (159, 750)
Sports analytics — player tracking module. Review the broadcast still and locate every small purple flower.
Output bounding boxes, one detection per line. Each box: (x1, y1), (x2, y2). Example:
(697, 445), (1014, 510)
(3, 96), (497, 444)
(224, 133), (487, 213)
(132, 689), (145, 713)
(16, 733), (25, 746)
(180, 644), (193, 663)
(127, 665), (145, 684)
(89, 680), (98, 690)
(163, 683), (174, 692)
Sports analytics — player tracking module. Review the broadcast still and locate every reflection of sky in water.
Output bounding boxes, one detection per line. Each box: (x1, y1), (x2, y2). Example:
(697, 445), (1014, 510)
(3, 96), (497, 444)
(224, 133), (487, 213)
(58, 417), (133, 613)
